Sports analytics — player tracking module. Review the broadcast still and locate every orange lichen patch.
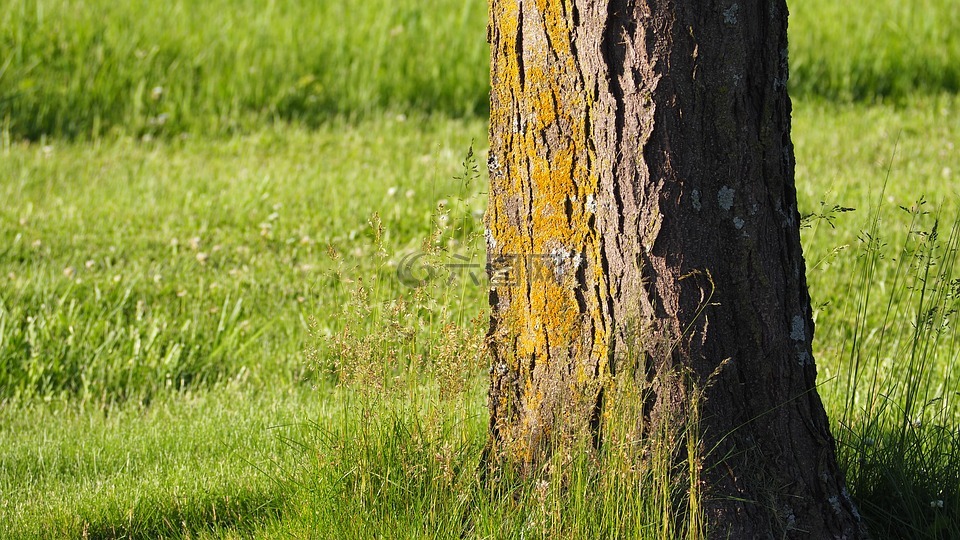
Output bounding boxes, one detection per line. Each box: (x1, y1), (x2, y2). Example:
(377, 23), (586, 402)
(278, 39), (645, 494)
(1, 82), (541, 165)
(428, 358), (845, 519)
(535, 0), (573, 58)
(487, 0), (522, 156)
(488, 0), (612, 455)
(491, 6), (606, 344)
(489, 0), (521, 85)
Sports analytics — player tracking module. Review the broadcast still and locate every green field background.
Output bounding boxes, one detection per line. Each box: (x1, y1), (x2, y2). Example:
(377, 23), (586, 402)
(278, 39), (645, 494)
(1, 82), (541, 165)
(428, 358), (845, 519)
(1, 1), (959, 538)
(2, 0), (959, 138)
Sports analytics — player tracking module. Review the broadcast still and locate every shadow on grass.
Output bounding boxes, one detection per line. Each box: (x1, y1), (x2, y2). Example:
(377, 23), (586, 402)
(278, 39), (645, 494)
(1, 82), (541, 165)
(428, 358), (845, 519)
(839, 421), (960, 540)
(74, 489), (284, 540)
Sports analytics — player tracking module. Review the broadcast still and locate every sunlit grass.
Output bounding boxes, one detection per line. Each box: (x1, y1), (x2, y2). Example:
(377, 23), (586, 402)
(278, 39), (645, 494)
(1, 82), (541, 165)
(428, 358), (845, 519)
(1, 0), (959, 534)
(1, 96), (958, 537)
(0, 116), (486, 403)
(0, 0), (489, 139)
(790, 0), (960, 100)
(2, 0), (959, 139)
(0, 384), (310, 538)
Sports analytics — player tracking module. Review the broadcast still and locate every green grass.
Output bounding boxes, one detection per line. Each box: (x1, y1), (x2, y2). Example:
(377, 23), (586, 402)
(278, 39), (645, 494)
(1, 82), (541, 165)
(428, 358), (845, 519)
(791, 0), (960, 101)
(2, 97), (959, 538)
(0, 116), (486, 403)
(283, 382), (705, 539)
(0, 0), (489, 139)
(1, 0), (959, 537)
(795, 96), (960, 538)
(0, 384), (307, 538)
(2, 0), (960, 139)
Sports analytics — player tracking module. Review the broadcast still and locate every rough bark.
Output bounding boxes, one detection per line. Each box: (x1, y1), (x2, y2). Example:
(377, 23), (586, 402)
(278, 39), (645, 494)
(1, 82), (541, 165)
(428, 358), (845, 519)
(485, 0), (868, 537)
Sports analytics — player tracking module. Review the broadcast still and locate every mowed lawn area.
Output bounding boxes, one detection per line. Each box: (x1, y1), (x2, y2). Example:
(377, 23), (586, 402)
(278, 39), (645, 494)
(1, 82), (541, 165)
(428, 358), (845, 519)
(2, 0), (959, 538)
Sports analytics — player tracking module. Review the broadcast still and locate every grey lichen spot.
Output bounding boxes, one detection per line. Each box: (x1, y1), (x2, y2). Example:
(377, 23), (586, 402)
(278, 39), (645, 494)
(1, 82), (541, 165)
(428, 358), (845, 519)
(797, 351), (812, 366)
(790, 315), (805, 341)
(828, 495), (843, 515)
(718, 186), (735, 211)
(723, 3), (739, 25)
(784, 210), (797, 228)
(549, 247), (567, 270)
(549, 247), (582, 279)
(585, 194), (597, 214)
(779, 48), (790, 74)
(692, 189), (702, 211)
(733, 216), (745, 229)
(487, 154), (501, 177)
(571, 252), (583, 272)
(781, 506), (798, 530)
(842, 488), (862, 521)
(485, 227), (497, 250)
(525, 112), (536, 130)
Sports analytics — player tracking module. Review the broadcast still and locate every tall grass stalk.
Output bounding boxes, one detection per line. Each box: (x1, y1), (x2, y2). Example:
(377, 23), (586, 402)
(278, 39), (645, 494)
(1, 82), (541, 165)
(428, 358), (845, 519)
(830, 196), (960, 538)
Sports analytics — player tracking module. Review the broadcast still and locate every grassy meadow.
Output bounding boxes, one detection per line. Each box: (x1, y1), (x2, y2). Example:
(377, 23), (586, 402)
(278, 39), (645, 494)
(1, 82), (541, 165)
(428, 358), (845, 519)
(2, 0), (959, 538)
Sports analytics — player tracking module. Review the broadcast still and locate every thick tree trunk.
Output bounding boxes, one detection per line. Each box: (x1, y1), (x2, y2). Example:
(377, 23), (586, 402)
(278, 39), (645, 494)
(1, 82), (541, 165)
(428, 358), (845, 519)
(485, 0), (867, 537)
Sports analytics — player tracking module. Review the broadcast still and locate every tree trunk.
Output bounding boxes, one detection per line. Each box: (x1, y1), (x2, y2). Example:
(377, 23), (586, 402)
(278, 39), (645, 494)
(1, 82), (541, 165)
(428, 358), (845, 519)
(485, 0), (868, 537)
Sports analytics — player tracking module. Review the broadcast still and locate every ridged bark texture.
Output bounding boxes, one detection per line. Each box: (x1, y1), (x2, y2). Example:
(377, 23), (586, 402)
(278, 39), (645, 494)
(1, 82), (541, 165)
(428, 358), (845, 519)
(486, 0), (868, 537)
